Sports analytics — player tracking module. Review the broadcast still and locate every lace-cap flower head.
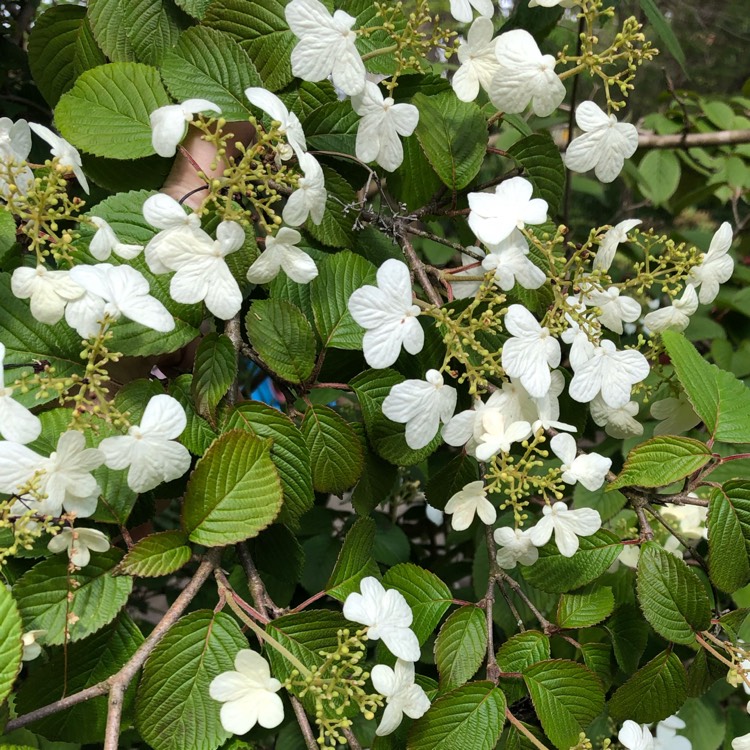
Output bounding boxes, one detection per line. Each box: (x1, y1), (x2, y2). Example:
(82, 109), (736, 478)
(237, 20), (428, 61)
(371, 659), (430, 736)
(444, 480), (496, 531)
(550, 433), (611, 491)
(150, 99), (221, 158)
(528, 501), (602, 557)
(343, 577), (420, 661)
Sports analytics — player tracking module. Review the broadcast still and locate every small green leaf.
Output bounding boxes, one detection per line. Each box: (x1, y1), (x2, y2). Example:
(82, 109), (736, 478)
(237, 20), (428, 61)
(639, 150), (682, 205)
(605, 605), (649, 674)
(508, 133), (565, 215)
(557, 587), (615, 628)
(302, 101), (359, 155)
(0, 585), (23, 706)
(117, 531), (192, 578)
(191, 333), (237, 417)
(496, 631), (550, 704)
(326, 518), (380, 601)
(123, 0), (188, 66)
(639, 0), (688, 74)
(434, 607), (487, 691)
(182, 430), (283, 546)
(708, 482), (750, 592)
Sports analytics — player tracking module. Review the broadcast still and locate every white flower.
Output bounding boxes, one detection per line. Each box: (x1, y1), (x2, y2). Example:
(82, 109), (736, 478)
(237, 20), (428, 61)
(98, 394), (190, 493)
(490, 30), (565, 117)
(582, 286), (641, 334)
(550, 433), (611, 491)
(348, 259), (423, 369)
(382, 370), (457, 450)
(449, 0), (494, 23)
(285, 0), (366, 96)
(528, 501), (602, 557)
(590, 395), (643, 439)
(687, 222), (734, 304)
(594, 219), (642, 272)
(501, 304), (561, 398)
(563, 102), (639, 183)
(0, 118), (33, 197)
(733, 734), (750, 750)
(654, 715), (691, 750)
(650, 394), (700, 436)
(531, 369), (576, 433)
(283, 152), (326, 226)
(494, 526), (539, 569)
(618, 720), (655, 750)
(21, 630), (46, 662)
(352, 82), (419, 173)
(441, 392), (503, 453)
(150, 99), (221, 158)
(245, 88), (306, 159)
(482, 229), (546, 291)
(468, 176), (548, 246)
(475, 411), (532, 461)
(343, 577), (420, 661)
(209, 650), (284, 735)
(371, 659), (430, 736)
(662, 503), (707, 542)
(47, 527), (110, 568)
(66, 264), (175, 338)
(444, 480), (496, 531)
(246, 227), (318, 285)
(142, 193), (203, 275)
(28, 123), (89, 194)
(88, 217), (144, 261)
(425, 504), (444, 525)
(561, 296), (599, 370)
(452, 18), (500, 102)
(10, 265), (83, 327)
(569, 339), (650, 408)
(643, 285), (698, 334)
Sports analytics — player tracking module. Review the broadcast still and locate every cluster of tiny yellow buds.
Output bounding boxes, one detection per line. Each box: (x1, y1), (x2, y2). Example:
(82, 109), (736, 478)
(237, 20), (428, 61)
(570, 732), (594, 750)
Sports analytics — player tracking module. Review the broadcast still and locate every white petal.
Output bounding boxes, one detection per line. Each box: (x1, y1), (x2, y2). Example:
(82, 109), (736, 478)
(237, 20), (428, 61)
(140, 394), (187, 439)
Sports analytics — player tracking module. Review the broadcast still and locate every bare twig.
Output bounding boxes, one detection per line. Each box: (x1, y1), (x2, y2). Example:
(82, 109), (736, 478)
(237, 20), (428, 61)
(237, 543), (282, 617)
(401, 233), (443, 307)
(637, 129), (750, 149)
(496, 569), (555, 635)
(484, 526), (500, 682)
(342, 727), (363, 750)
(224, 314), (242, 406)
(506, 708), (549, 750)
(290, 696), (319, 750)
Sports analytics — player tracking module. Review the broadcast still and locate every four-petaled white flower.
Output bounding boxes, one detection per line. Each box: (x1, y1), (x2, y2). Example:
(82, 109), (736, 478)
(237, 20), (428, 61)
(444, 480), (496, 531)
(582, 285), (641, 334)
(10, 265), (83, 326)
(245, 88), (307, 160)
(475, 411), (532, 461)
(594, 219), (642, 272)
(449, 0), (494, 23)
(441, 392), (502, 454)
(650, 394), (700, 436)
(246, 227), (318, 285)
(283, 152), (327, 226)
(371, 659), (430, 736)
(654, 715), (691, 750)
(382, 370), (457, 450)
(343, 577), (420, 661)
(590, 395), (643, 439)
(98, 394), (191, 493)
(142, 193), (203, 274)
(494, 526), (539, 569)
(47, 527), (110, 568)
(490, 30), (565, 117)
(352, 82), (419, 173)
(0, 117), (33, 197)
(452, 18), (500, 102)
(528, 501), (602, 557)
(66, 264), (175, 338)
(468, 176), (548, 246)
(285, 0), (366, 96)
(348, 259), (423, 369)
(150, 99), (221, 158)
(643, 285), (698, 334)
(569, 339), (650, 408)
(550, 433), (611, 491)
(209, 650), (284, 736)
(501, 304), (561, 398)
(21, 630), (46, 661)
(563, 102), (639, 183)
(687, 222), (734, 304)
(28, 123), (89, 194)
(618, 720), (655, 750)
(88, 217), (144, 261)
(482, 229), (547, 291)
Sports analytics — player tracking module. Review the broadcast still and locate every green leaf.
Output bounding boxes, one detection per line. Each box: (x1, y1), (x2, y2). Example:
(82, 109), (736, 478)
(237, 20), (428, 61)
(580, 642), (612, 690)
(508, 133), (565, 215)
(191, 333), (237, 417)
(408, 682), (506, 750)
(608, 436), (712, 490)
(382, 564), (451, 644)
(636, 541), (712, 644)
(173, 0), (210, 17)
(326, 518), (380, 601)
(520, 530), (623, 594)
(523, 660), (605, 750)
(352, 451), (398, 515)
(413, 92), (488, 191)
(182, 430), (283, 546)
(246, 299), (317, 383)
(496, 631), (550, 704)
(13, 549), (133, 645)
(0, 585), (22, 706)
(639, 149), (682, 205)
(88, 0), (137, 61)
(280, 81), (338, 120)
(310, 251), (377, 349)
(123, 0), (188, 65)
(300, 405), (364, 494)
(203, 0), (294, 91)
(302, 101), (360, 155)
(662, 330), (750, 444)
(708, 482), (750, 592)
(604, 605), (649, 674)
(425, 453), (480, 510)
(388, 134), (444, 212)
(14, 614), (144, 743)
(135, 611), (247, 750)
(434, 607), (487, 691)
(168, 374), (219, 456)
(56, 63), (170, 159)
(117, 531), (192, 578)
(608, 650), (688, 724)
(639, 0), (688, 74)
(556, 587), (615, 629)
(161, 26), (261, 120)
(223, 402), (314, 528)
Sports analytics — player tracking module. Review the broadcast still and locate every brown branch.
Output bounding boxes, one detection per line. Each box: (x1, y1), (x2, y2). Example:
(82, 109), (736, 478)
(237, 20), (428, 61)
(237, 543), (282, 618)
(484, 526), (500, 683)
(342, 727), (363, 749)
(401, 233), (443, 307)
(290, 695), (318, 750)
(637, 129), (750, 150)
(496, 569), (555, 635)
(224, 314), (242, 406)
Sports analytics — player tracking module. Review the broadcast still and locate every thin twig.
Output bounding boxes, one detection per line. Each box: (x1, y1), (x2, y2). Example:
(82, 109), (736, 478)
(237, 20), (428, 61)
(637, 129), (750, 149)
(506, 708), (549, 750)
(342, 727), (363, 749)
(290, 695), (319, 750)
(484, 526), (500, 682)
(496, 570), (555, 635)
(401, 233), (443, 307)
(237, 543), (282, 617)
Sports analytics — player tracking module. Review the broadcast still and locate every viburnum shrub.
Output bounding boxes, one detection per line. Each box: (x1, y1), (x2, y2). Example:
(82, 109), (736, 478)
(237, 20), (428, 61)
(2, 0), (750, 749)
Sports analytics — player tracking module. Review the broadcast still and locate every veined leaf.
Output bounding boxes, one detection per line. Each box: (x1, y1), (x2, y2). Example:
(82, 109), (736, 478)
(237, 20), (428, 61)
(605, 605), (649, 674)
(556, 587), (615, 629)
(434, 607), (487, 691)
(123, 0), (188, 66)
(326, 518), (380, 601)
(117, 531), (192, 578)
(88, 0), (136, 61)
(496, 630), (550, 704)
(0, 585), (23, 706)
(708, 481), (750, 592)
(191, 333), (237, 417)
(508, 133), (565, 215)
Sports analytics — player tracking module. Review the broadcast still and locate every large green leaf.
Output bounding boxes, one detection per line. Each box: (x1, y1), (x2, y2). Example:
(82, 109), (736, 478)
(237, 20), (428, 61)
(302, 101), (360, 155)
(88, 0), (137, 61)
(123, 0), (188, 65)
(434, 606), (487, 691)
(117, 531), (192, 578)
(407, 682), (506, 750)
(56, 63), (170, 159)
(556, 587), (614, 629)
(135, 611), (247, 750)
(639, 149), (681, 205)
(708, 481), (750, 592)
(636, 541), (712, 644)
(161, 26), (261, 120)
(192, 333), (237, 417)
(182, 430), (283, 546)
(508, 133), (565, 215)
(496, 631), (550, 704)
(662, 330), (750, 444)
(13, 549), (133, 645)
(413, 92), (488, 191)
(0, 585), (22, 706)
(523, 660), (605, 750)
(326, 518), (380, 601)
(388, 133), (444, 212)
(604, 605), (649, 674)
